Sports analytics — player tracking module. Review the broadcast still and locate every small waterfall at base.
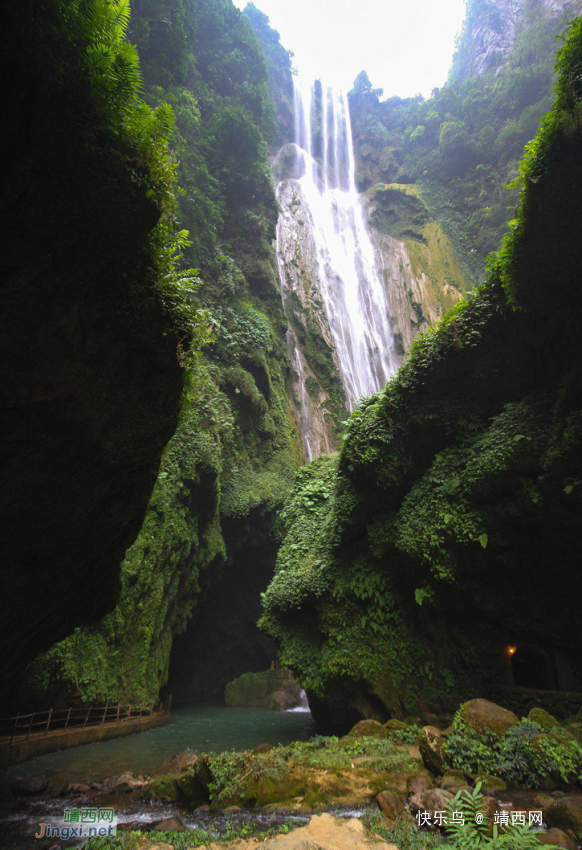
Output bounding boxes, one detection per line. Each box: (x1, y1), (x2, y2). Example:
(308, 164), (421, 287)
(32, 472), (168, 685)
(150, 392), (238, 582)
(288, 76), (398, 411)
(286, 688), (311, 713)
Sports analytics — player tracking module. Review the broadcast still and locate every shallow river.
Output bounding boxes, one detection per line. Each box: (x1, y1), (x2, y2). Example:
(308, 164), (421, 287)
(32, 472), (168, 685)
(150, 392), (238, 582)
(0, 705), (316, 849)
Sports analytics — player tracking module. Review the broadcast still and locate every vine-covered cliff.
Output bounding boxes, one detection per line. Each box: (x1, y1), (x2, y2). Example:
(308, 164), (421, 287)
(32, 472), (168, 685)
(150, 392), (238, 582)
(22, 0), (301, 708)
(260, 18), (582, 729)
(0, 0), (192, 705)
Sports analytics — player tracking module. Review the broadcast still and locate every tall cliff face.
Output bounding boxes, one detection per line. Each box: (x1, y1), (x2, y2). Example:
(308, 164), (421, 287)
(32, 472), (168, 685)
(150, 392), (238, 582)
(451, 0), (582, 83)
(0, 0), (186, 704)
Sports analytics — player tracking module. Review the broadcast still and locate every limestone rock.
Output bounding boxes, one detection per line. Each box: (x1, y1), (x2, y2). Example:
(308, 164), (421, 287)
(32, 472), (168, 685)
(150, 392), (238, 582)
(481, 796), (500, 824)
(271, 143), (306, 183)
(545, 798), (582, 837)
(407, 774), (433, 797)
(474, 774), (507, 792)
(61, 782), (91, 796)
(158, 752), (197, 774)
(409, 788), (454, 821)
(459, 699), (518, 736)
(153, 817), (186, 832)
(528, 707), (561, 731)
(418, 726), (447, 774)
(540, 828), (577, 849)
(441, 770), (468, 791)
(385, 718), (408, 731)
(270, 689), (300, 712)
(11, 776), (48, 796)
(452, 0), (582, 82)
(112, 772), (148, 794)
(224, 670), (302, 711)
(204, 813), (398, 850)
(376, 790), (405, 820)
(346, 719), (387, 738)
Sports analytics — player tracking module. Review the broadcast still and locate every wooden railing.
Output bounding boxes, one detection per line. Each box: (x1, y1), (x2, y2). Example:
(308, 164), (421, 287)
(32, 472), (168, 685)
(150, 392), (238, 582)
(0, 697), (171, 745)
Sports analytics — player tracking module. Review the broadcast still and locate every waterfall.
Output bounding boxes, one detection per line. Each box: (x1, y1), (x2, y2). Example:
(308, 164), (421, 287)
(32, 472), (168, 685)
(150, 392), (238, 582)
(287, 76), (398, 410)
(286, 688), (311, 713)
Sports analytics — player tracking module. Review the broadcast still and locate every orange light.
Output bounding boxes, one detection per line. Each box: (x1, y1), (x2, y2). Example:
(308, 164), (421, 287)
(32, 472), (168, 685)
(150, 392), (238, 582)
(507, 646), (517, 656)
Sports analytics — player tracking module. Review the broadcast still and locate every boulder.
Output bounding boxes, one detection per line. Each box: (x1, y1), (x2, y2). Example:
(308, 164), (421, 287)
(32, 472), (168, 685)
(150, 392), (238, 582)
(376, 790), (405, 820)
(61, 782), (91, 796)
(418, 726), (447, 774)
(481, 796), (500, 823)
(112, 772), (148, 793)
(346, 719), (387, 739)
(528, 708), (561, 731)
(545, 798), (582, 837)
(270, 689), (299, 711)
(409, 788), (454, 821)
(441, 770), (468, 791)
(474, 774), (507, 792)
(540, 828), (577, 849)
(158, 752), (197, 774)
(175, 755), (212, 807)
(11, 776), (48, 796)
(407, 774), (433, 797)
(224, 670), (303, 710)
(271, 143), (307, 183)
(458, 700), (518, 736)
(385, 719), (408, 730)
(153, 816), (186, 832)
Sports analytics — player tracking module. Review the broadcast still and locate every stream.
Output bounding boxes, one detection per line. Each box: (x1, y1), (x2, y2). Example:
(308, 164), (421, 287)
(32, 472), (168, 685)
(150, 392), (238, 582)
(0, 706), (316, 849)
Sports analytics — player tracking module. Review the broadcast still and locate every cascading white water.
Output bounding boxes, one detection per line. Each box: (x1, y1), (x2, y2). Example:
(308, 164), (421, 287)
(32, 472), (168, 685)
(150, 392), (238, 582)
(290, 76), (398, 409)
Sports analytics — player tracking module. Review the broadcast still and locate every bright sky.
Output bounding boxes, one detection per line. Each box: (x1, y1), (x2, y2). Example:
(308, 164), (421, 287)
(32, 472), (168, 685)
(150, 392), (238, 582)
(233, 0), (468, 98)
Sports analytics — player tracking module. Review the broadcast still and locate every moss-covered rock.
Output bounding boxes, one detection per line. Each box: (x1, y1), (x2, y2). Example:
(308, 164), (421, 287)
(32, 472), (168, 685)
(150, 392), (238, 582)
(347, 720), (387, 739)
(440, 769), (468, 790)
(474, 774), (508, 792)
(224, 670), (302, 710)
(528, 707), (561, 731)
(545, 798), (582, 838)
(459, 700), (519, 736)
(153, 735), (422, 811)
(385, 719), (409, 731)
(419, 727), (448, 775)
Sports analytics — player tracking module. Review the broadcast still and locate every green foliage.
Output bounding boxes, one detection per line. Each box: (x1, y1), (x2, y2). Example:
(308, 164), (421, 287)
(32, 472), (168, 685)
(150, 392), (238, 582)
(195, 734), (421, 807)
(440, 782), (552, 850)
(445, 715), (582, 788)
(370, 783), (556, 850)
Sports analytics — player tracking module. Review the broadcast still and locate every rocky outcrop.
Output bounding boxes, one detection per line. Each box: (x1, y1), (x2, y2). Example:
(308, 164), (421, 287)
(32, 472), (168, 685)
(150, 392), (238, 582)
(451, 0), (582, 83)
(275, 165), (345, 459)
(273, 152), (466, 459)
(365, 184), (465, 351)
(224, 670), (304, 711)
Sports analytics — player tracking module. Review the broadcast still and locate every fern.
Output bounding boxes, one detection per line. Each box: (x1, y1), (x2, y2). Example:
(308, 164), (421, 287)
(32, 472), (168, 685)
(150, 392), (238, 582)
(439, 783), (560, 850)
